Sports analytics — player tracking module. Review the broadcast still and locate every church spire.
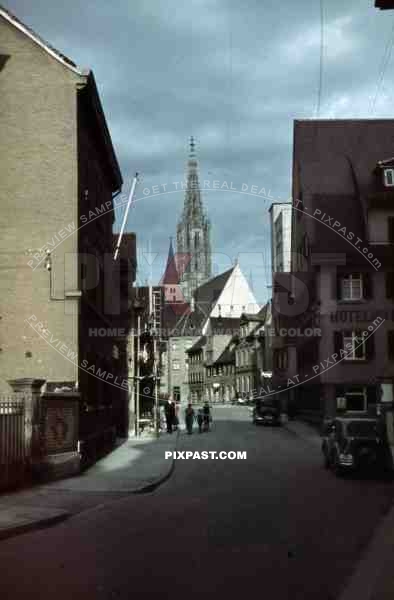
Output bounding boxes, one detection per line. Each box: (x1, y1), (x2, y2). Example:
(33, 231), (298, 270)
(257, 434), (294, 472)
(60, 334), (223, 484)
(189, 135), (196, 158)
(176, 138), (212, 303)
(184, 136), (203, 218)
(160, 236), (179, 285)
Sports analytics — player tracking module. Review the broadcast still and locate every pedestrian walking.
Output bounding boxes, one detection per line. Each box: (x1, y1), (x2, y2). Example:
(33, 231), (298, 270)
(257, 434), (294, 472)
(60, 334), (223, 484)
(197, 408), (204, 433)
(173, 402), (179, 431)
(185, 403), (195, 434)
(165, 399), (175, 433)
(203, 401), (211, 432)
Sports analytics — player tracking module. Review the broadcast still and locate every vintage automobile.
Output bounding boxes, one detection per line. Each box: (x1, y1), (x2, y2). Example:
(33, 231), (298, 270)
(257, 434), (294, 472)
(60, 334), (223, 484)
(321, 416), (390, 476)
(252, 397), (281, 426)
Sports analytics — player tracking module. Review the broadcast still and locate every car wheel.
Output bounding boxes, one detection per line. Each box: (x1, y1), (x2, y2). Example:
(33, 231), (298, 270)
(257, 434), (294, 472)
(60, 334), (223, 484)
(333, 451), (344, 477)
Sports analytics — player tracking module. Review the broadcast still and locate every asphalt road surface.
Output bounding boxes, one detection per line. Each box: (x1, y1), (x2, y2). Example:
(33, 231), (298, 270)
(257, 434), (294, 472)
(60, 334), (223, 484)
(0, 405), (393, 600)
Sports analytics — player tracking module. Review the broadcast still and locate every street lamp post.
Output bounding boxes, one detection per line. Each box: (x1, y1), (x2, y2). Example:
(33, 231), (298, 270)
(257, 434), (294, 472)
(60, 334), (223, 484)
(136, 314), (141, 436)
(153, 335), (160, 437)
(132, 297), (145, 437)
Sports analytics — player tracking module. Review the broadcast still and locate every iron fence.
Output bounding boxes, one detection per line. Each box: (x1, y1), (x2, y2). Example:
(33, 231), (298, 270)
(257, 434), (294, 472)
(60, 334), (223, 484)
(0, 397), (27, 491)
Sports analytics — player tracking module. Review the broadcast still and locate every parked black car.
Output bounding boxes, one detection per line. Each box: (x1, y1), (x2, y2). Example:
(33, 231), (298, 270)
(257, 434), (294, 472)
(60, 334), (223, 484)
(321, 416), (390, 476)
(252, 397), (281, 426)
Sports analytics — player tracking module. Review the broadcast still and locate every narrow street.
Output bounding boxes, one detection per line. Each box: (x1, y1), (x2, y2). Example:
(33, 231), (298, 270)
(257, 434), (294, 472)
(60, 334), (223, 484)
(0, 406), (393, 600)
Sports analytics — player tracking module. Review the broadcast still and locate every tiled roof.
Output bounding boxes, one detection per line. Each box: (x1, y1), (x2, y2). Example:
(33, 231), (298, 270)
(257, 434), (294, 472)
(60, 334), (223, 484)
(214, 343), (236, 365)
(209, 317), (240, 334)
(165, 267), (235, 337)
(187, 336), (207, 353)
(159, 239), (179, 285)
(193, 267), (234, 308)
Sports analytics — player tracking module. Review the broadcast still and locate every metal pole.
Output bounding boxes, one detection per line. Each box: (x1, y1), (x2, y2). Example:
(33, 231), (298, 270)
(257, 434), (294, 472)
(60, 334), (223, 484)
(114, 173), (138, 261)
(154, 336), (159, 437)
(128, 327), (135, 438)
(136, 315), (141, 437)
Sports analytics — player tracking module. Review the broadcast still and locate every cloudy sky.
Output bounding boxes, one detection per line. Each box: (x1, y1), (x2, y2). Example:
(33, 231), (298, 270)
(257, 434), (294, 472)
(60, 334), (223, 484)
(4, 0), (394, 303)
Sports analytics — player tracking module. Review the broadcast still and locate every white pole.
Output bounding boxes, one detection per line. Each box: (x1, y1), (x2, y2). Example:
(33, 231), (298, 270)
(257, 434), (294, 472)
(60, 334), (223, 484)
(154, 336), (159, 437)
(114, 173), (138, 261)
(136, 314), (141, 436)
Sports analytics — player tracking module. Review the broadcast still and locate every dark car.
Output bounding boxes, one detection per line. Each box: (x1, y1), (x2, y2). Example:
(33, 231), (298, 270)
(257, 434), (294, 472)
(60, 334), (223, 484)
(321, 416), (390, 476)
(252, 398), (281, 426)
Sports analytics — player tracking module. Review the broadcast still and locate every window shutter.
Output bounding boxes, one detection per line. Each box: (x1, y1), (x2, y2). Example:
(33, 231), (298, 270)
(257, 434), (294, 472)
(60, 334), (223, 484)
(388, 331), (394, 360)
(333, 273), (341, 300)
(388, 217), (394, 243)
(366, 386), (376, 406)
(362, 272), (372, 299)
(334, 331), (342, 354)
(365, 332), (374, 360)
(386, 272), (394, 299)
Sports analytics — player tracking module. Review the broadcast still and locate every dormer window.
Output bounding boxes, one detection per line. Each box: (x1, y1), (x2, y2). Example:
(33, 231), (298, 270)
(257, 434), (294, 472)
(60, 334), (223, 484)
(384, 168), (394, 187)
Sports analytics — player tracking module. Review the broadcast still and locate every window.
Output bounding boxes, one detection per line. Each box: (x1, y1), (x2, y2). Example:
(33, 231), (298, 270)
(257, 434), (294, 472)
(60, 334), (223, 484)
(388, 217), (394, 243)
(343, 331), (366, 360)
(386, 272), (394, 298)
(388, 331), (394, 360)
(303, 234), (309, 258)
(274, 349), (287, 370)
(172, 359), (180, 370)
(384, 168), (394, 187)
(344, 387), (367, 412)
(340, 273), (362, 301)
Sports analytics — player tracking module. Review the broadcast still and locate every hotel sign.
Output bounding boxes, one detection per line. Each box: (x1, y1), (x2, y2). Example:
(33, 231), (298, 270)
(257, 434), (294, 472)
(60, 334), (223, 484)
(330, 310), (394, 323)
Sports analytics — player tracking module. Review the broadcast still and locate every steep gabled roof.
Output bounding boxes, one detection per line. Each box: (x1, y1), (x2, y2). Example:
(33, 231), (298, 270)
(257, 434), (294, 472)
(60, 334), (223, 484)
(214, 343), (236, 365)
(0, 6), (123, 190)
(160, 238), (179, 285)
(165, 267), (236, 338)
(292, 119), (394, 256)
(193, 266), (234, 309)
(0, 6), (86, 75)
(186, 336), (207, 353)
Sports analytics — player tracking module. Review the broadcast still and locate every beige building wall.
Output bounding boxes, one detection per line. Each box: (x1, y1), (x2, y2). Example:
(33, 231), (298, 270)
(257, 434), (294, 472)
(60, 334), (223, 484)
(0, 18), (81, 391)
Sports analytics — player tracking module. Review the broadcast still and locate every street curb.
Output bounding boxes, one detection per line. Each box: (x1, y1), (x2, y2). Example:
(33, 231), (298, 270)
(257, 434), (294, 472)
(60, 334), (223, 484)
(337, 502), (394, 600)
(133, 429), (179, 495)
(0, 432), (179, 542)
(0, 511), (71, 543)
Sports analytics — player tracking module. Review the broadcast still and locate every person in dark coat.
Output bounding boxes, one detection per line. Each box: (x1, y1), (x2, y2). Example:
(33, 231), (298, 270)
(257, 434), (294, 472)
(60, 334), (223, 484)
(197, 408), (204, 433)
(164, 399), (175, 433)
(203, 401), (211, 431)
(185, 403), (195, 434)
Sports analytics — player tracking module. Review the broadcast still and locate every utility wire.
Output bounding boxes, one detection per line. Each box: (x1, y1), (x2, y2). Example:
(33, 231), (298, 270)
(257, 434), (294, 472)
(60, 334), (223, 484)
(369, 18), (394, 115)
(315, 0), (324, 118)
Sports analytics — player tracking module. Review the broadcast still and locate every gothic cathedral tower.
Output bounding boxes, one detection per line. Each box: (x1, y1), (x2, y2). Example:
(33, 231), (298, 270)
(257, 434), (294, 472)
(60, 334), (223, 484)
(176, 138), (212, 303)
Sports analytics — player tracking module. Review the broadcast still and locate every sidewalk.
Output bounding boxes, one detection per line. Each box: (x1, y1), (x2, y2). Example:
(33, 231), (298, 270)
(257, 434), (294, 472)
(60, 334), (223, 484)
(285, 418), (394, 600)
(0, 430), (178, 541)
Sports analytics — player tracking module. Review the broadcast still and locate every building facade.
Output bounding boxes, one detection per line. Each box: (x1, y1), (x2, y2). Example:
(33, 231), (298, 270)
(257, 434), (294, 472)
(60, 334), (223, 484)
(205, 338), (237, 403)
(269, 202), (292, 274)
(0, 8), (123, 410)
(286, 119), (394, 421)
(235, 305), (271, 398)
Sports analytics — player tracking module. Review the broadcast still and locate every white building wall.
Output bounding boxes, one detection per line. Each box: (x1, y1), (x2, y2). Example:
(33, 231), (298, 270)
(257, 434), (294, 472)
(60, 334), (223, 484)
(269, 202), (292, 275)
